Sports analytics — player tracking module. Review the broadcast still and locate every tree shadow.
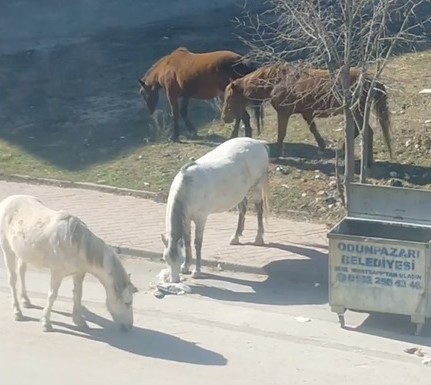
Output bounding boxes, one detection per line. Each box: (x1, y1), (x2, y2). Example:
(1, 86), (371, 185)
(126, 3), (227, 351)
(192, 242), (328, 306)
(38, 308), (228, 365)
(269, 143), (431, 188)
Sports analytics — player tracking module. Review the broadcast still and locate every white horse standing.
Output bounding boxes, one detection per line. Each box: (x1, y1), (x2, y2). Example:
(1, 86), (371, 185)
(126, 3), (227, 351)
(161, 137), (270, 283)
(0, 194), (138, 332)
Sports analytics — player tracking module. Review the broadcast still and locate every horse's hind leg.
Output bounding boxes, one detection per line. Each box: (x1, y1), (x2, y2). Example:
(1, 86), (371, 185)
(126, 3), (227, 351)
(302, 112), (326, 151)
(192, 218), (207, 278)
(2, 246), (23, 320)
(251, 185), (265, 246)
(41, 271), (63, 332)
(230, 198), (247, 245)
(180, 97), (198, 139)
(18, 260), (32, 308)
(72, 273), (88, 330)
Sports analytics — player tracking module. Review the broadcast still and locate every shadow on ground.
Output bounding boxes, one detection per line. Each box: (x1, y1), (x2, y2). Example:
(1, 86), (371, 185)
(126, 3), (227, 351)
(345, 311), (431, 347)
(46, 308), (228, 365)
(269, 142), (431, 187)
(191, 242), (329, 306)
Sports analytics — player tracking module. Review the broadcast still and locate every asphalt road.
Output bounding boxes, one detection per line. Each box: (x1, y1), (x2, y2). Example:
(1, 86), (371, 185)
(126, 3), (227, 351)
(1, 256), (430, 385)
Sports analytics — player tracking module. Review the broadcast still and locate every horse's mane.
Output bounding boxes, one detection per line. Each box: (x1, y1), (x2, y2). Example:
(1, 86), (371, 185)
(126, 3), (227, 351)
(66, 216), (129, 295)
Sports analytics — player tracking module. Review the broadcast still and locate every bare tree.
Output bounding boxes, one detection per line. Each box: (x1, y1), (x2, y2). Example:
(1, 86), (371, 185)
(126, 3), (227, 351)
(236, 0), (431, 204)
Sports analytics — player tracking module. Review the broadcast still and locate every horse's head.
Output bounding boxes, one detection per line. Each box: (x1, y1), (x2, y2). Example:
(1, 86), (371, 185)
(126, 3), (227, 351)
(161, 234), (185, 283)
(106, 271), (138, 332)
(222, 80), (246, 124)
(138, 79), (159, 114)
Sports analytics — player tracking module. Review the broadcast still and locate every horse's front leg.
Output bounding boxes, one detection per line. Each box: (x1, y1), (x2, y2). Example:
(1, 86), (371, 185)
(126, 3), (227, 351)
(180, 97), (198, 139)
(241, 109), (253, 138)
(167, 90), (181, 142)
(192, 218), (207, 278)
(181, 221), (192, 274)
(18, 259), (32, 308)
(230, 198), (247, 245)
(275, 107), (290, 157)
(230, 118), (241, 138)
(72, 273), (88, 330)
(41, 271), (63, 332)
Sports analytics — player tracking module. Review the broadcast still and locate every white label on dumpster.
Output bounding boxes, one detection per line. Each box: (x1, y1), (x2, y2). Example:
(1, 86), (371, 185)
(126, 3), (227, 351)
(332, 241), (425, 291)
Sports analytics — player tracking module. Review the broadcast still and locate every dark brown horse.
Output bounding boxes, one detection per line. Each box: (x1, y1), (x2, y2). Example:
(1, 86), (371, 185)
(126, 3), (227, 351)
(222, 65), (392, 165)
(138, 47), (261, 142)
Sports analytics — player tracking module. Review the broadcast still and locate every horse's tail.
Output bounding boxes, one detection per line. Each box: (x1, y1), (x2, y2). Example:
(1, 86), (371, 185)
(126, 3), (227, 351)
(372, 80), (392, 158)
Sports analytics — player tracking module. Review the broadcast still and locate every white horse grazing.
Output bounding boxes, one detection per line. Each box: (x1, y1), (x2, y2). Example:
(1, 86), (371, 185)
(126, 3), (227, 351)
(0, 194), (138, 332)
(161, 137), (270, 283)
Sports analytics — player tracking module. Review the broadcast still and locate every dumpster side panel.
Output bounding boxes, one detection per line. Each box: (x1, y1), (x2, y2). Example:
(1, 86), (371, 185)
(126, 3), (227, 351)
(329, 236), (428, 317)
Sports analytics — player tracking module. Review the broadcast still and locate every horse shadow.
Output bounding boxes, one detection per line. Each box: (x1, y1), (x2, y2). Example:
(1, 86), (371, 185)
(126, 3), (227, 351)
(46, 308), (227, 366)
(268, 142), (337, 161)
(192, 242), (329, 306)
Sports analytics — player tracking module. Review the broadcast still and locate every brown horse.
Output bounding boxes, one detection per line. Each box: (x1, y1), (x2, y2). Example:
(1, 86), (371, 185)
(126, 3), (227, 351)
(222, 65), (392, 165)
(138, 47), (261, 142)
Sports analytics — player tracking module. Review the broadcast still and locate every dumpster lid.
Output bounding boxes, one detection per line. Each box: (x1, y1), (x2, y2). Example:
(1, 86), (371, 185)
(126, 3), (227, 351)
(347, 183), (431, 226)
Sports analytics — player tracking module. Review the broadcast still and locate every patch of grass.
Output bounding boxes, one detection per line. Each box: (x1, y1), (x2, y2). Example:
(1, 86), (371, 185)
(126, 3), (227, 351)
(1, 50), (431, 226)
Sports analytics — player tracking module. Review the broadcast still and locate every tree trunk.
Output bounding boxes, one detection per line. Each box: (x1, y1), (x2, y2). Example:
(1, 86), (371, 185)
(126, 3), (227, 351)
(360, 86), (375, 183)
(344, 107), (355, 205)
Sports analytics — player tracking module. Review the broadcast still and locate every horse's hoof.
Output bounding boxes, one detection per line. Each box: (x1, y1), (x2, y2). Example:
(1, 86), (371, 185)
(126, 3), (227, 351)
(14, 311), (24, 321)
(180, 265), (191, 274)
(254, 236), (265, 246)
(191, 270), (203, 279)
(74, 319), (89, 331)
(229, 236), (240, 245)
(42, 323), (53, 332)
(169, 135), (180, 143)
(21, 298), (32, 309)
(187, 132), (199, 140)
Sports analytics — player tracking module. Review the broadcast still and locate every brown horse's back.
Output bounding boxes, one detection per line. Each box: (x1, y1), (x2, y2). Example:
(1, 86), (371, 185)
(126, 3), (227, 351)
(235, 63), (293, 101)
(153, 47), (249, 99)
(273, 67), (364, 115)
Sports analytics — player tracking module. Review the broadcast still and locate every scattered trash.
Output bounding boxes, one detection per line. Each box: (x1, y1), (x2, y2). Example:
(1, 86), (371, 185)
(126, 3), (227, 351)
(389, 171), (398, 178)
(158, 268), (171, 283)
(157, 282), (191, 296)
(295, 316), (311, 323)
(422, 357), (431, 365)
(404, 346), (421, 354)
(276, 166), (289, 175)
(216, 263), (223, 271)
(154, 268), (191, 297)
(153, 290), (165, 299)
(314, 283), (320, 288)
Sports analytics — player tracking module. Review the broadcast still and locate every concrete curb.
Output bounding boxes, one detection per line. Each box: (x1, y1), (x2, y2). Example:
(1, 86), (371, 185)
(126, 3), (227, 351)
(113, 245), (267, 276)
(0, 173), (166, 202)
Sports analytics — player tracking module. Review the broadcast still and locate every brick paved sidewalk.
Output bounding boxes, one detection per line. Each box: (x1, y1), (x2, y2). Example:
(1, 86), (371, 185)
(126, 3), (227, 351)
(0, 180), (329, 275)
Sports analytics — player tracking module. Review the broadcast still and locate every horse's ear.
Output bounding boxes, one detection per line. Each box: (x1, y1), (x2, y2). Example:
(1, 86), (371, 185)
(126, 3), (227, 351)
(131, 284), (138, 294)
(161, 233), (168, 247)
(138, 79), (146, 88)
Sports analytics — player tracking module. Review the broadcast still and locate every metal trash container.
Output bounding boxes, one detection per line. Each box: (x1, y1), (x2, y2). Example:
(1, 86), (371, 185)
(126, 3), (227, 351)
(327, 183), (431, 335)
